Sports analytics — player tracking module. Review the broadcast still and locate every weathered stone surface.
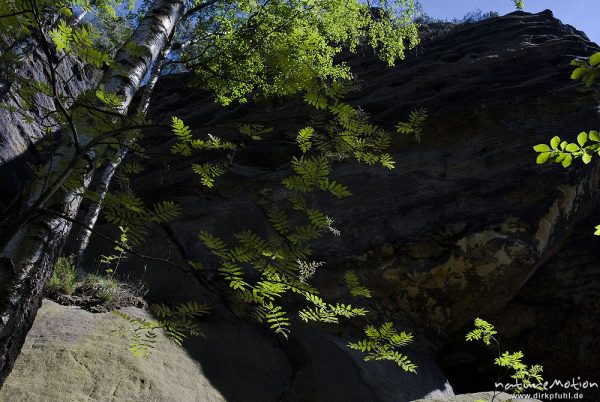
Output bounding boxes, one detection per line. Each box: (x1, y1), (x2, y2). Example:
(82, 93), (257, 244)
(1, 299), (453, 402)
(0, 300), (226, 402)
(438, 218), (600, 399)
(0, 48), (95, 212)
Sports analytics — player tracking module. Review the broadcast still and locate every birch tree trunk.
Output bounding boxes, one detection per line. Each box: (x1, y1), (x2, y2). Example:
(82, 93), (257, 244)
(67, 147), (127, 273)
(67, 29), (176, 273)
(0, 0), (184, 385)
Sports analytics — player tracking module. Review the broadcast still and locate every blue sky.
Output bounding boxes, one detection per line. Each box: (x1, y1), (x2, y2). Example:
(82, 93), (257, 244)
(419, 1), (600, 44)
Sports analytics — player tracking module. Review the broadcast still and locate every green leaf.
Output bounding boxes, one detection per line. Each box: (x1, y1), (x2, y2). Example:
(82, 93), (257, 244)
(565, 143), (579, 152)
(584, 74), (595, 87)
(561, 154), (573, 168)
(571, 67), (587, 80)
(255, 302), (290, 338)
(304, 91), (327, 110)
(533, 144), (550, 152)
(577, 132), (588, 147)
(582, 153), (592, 164)
(550, 136), (560, 149)
(344, 271), (372, 298)
(267, 208), (289, 235)
(297, 127), (315, 153)
(171, 116), (192, 141)
(199, 231), (229, 258)
(348, 322), (416, 372)
(466, 318), (498, 345)
(590, 131), (600, 142)
(536, 153), (550, 165)
(50, 20), (73, 52)
(590, 52), (600, 67)
(320, 179), (352, 198)
(380, 153), (395, 170)
(396, 108), (428, 142)
(191, 163), (226, 187)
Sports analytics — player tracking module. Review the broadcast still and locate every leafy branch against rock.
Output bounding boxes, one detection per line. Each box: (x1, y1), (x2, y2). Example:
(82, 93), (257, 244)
(466, 318), (544, 401)
(114, 301), (210, 357)
(533, 50), (600, 234)
(348, 322), (416, 373)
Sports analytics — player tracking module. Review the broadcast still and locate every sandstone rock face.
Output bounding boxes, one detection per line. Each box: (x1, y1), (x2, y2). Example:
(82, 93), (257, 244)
(0, 299), (453, 402)
(0, 48), (95, 212)
(0, 300), (226, 402)
(78, 9), (600, 401)
(439, 221), (600, 397)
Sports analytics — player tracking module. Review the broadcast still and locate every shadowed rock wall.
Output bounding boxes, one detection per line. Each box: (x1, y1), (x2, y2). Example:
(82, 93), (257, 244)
(79, 9), (600, 400)
(0, 47), (96, 212)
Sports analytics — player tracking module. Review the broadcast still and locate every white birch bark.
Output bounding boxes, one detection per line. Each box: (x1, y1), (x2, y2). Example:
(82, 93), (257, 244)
(67, 28), (176, 272)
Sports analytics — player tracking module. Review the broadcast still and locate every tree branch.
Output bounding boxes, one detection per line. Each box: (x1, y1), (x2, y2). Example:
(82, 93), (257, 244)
(42, 208), (192, 273)
(0, 10), (31, 19)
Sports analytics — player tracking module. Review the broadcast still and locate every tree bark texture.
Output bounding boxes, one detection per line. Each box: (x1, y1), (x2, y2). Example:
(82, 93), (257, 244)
(67, 27), (176, 272)
(67, 147), (127, 273)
